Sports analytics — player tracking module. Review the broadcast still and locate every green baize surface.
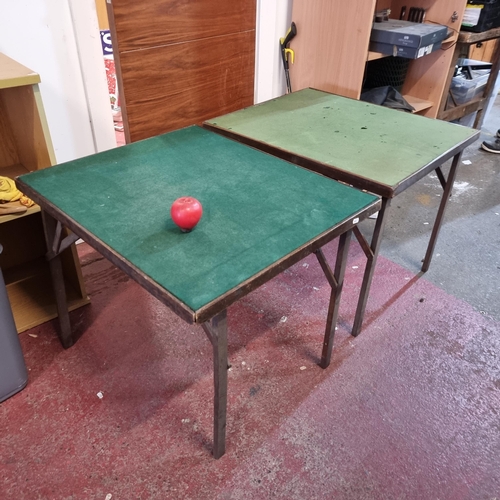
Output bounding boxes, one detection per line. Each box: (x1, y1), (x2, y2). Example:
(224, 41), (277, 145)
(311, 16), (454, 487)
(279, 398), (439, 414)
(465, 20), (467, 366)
(206, 89), (478, 189)
(20, 126), (377, 312)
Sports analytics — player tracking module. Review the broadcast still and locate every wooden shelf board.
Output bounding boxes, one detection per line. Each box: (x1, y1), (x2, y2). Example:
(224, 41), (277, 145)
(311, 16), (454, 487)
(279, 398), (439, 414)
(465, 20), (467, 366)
(459, 26), (500, 45)
(404, 95), (434, 113)
(367, 51), (390, 61)
(439, 95), (487, 122)
(0, 53), (40, 90)
(4, 258), (90, 333)
(442, 36), (458, 49)
(0, 205), (41, 224)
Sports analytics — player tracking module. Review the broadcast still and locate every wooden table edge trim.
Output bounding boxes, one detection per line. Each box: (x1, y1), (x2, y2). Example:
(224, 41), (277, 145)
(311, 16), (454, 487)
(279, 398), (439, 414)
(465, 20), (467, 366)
(392, 130), (480, 196)
(195, 199), (382, 324)
(17, 179), (381, 328)
(203, 123), (479, 199)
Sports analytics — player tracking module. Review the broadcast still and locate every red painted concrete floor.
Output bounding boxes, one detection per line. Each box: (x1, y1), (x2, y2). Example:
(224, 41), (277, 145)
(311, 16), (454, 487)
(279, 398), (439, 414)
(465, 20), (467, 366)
(2, 238), (500, 499)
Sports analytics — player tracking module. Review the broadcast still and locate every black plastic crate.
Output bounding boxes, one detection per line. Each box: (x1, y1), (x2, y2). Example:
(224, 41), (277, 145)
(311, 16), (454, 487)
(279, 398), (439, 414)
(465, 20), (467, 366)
(462, 0), (500, 33)
(363, 57), (411, 92)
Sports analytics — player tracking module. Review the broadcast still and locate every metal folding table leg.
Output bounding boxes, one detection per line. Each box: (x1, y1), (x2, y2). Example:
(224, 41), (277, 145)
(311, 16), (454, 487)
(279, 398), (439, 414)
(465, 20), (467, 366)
(202, 310), (229, 459)
(422, 152), (461, 272)
(41, 211), (74, 348)
(315, 230), (352, 369)
(351, 197), (392, 337)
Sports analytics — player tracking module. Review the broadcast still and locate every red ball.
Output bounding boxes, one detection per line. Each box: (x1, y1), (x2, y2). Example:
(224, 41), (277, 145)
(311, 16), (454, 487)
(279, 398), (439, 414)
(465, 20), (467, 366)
(170, 197), (203, 232)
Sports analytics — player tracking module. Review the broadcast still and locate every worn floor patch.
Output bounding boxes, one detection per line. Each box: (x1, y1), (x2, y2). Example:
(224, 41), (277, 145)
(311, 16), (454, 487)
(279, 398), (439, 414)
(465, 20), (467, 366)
(1, 242), (499, 499)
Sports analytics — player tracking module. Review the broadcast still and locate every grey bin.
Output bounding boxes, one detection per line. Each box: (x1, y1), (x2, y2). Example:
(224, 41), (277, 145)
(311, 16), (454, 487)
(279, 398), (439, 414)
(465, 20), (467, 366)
(0, 243), (28, 402)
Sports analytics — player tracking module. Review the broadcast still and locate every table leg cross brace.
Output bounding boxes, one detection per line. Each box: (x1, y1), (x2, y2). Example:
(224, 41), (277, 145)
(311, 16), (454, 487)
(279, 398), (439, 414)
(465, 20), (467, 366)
(46, 220), (80, 261)
(352, 226), (373, 262)
(435, 166), (448, 191)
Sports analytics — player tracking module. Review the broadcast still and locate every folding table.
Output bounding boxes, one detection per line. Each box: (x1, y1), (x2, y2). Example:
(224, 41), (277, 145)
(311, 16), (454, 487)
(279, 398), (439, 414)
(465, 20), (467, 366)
(17, 126), (380, 457)
(204, 88), (480, 336)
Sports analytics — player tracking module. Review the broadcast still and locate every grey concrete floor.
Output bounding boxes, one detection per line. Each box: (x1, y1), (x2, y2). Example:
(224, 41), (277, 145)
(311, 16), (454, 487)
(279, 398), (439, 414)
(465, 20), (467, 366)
(359, 96), (500, 322)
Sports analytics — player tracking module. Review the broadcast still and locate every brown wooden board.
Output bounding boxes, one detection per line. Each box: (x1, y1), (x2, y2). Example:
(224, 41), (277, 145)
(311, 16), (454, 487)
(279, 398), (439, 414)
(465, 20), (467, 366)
(107, 0), (256, 143)
(290, 0), (376, 99)
(108, 0), (255, 51)
(117, 32), (255, 142)
(0, 86), (53, 171)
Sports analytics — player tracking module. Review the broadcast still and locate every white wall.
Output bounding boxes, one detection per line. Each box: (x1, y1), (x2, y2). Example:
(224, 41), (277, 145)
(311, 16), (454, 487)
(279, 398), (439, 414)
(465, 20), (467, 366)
(0, 0), (115, 164)
(0, 0), (288, 164)
(255, 0), (293, 103)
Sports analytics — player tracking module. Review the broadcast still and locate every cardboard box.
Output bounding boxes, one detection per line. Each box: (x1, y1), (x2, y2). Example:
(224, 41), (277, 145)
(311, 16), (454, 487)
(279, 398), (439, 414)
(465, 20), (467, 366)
(370, 20), (448, 48)
(369, 40), (442, 59)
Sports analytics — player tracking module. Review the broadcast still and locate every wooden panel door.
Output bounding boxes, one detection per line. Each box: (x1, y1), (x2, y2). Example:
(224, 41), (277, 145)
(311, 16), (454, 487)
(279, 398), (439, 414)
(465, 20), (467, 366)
(289, 0), (377, 99)
(107, 0), (256, 142)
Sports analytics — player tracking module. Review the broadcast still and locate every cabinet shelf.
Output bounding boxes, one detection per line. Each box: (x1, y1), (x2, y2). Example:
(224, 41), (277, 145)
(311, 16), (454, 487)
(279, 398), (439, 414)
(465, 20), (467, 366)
(367, 51), (389, 61)
(0, 205), (41, 224)
(0, 53), (89, 333)
(3, 257), (90, 333)
(404, 95), (434, 113)
(290, 0), (469, 118)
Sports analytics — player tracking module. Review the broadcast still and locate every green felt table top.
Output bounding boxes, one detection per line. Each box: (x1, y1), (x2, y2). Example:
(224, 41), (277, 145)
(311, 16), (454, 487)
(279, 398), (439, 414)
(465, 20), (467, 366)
(205, 89), (479, 194)
(19, 126), (378, 314)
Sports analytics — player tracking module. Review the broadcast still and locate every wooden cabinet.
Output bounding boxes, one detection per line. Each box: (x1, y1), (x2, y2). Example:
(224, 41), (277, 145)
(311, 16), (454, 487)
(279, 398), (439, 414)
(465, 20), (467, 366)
(289, 0), (468, 118)
(0, 53), (89, 333)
